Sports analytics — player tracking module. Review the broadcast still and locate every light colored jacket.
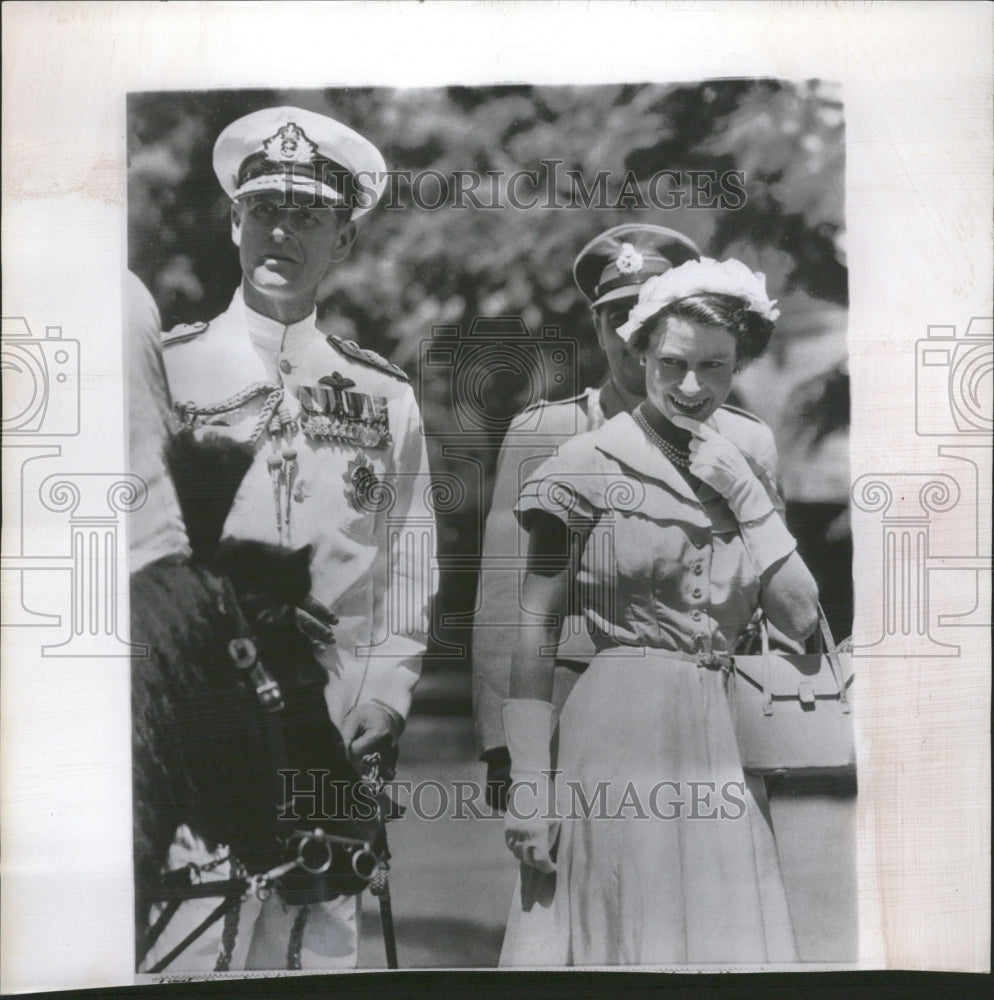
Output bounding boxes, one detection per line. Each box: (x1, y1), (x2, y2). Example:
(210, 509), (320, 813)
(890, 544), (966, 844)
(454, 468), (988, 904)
(162, 287), (436, 725)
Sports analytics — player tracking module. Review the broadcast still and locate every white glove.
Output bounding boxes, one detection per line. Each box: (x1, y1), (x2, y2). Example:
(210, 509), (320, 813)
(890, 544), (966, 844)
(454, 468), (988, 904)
(671, 414), (797, 574)
(502, 699), (559, 874)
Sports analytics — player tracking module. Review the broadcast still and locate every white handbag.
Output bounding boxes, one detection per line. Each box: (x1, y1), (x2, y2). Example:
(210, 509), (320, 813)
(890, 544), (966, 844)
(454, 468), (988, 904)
(729, 606), (855, 778)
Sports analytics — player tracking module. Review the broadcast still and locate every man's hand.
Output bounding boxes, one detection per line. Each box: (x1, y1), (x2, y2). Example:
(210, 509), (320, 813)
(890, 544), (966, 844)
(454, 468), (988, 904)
(342, 701), (402, 770)
(482, 746), (512, 813)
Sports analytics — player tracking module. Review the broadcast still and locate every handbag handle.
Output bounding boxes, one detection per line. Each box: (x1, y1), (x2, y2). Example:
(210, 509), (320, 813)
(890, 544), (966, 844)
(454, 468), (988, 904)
(757, 604), (849, 716)
(814, 604), (850, 711)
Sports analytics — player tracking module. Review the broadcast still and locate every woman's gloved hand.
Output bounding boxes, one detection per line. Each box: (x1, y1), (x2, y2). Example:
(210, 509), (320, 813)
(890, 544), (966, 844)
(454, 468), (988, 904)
(502, 699), (559, 874)
(670, 414), (797, 574)
(669, 415), (773, 522)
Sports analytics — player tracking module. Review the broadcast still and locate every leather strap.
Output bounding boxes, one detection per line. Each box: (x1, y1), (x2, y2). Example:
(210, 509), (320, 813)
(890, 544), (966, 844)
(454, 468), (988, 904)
(817, 604), (850, 710)
(756, 604), (849, 714)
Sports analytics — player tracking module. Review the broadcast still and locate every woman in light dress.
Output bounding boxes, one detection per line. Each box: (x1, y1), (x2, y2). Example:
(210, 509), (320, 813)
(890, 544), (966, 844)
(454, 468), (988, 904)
(499, 258), (819, 966)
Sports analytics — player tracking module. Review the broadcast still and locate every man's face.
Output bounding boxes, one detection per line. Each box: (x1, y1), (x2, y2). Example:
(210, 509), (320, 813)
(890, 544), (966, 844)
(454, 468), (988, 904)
(231, 192), (356, 305)
(592, 297), (646, 399)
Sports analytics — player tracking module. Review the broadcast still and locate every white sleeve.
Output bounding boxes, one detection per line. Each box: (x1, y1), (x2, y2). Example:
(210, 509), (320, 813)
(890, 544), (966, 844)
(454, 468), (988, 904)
(356, 385), (437, 720)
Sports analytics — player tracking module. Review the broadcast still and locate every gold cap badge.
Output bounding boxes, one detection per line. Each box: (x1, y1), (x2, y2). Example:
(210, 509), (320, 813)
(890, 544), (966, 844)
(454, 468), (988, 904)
(262, 122), (319, 164)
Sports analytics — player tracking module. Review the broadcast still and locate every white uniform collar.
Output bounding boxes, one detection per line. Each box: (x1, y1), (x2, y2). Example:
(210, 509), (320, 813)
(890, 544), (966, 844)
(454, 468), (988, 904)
(586, 385), (605, 429)
(234, 286), (319, 354)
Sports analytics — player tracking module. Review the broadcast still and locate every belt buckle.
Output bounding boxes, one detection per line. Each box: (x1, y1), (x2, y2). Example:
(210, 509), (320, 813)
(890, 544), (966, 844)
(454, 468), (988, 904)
(696, 650), (730, 673)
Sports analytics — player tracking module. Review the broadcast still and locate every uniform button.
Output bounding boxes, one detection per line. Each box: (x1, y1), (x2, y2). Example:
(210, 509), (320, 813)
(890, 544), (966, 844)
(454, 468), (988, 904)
(692, 587), (703, 599)
(693, 563), (703, 576)
(692, 632), (706, 646)
(691, 610), (702, 621)
(279, 359), (293, 374)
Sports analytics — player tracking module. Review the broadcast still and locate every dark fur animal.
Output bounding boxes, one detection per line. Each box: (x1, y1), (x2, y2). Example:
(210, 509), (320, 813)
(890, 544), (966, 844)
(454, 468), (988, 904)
(131, 431), (361, 939)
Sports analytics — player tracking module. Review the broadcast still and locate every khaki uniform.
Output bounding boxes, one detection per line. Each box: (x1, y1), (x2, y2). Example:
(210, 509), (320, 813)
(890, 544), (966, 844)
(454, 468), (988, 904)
(472, 386), (608, 758)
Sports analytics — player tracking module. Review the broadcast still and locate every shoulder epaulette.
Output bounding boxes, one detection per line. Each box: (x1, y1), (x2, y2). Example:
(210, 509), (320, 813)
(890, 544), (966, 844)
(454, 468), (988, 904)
(162, 320), (209, 347)
(326, 334), (409, 382)
(520, 388), (591, 414)
(718, 403), (763, 424)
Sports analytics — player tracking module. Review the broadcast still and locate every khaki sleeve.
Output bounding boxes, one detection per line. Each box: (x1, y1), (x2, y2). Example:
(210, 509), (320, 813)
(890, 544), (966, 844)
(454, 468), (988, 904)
(472, 420), (599, 757)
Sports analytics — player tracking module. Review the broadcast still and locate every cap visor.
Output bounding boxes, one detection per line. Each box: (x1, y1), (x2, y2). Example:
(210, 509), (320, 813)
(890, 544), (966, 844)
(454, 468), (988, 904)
(232, 175), (344, 207)
(590, 286), (643, 309)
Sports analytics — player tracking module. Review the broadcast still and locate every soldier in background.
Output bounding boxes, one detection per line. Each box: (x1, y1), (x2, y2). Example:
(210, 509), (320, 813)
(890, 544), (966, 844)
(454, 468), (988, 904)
(471, 224), (700, 809)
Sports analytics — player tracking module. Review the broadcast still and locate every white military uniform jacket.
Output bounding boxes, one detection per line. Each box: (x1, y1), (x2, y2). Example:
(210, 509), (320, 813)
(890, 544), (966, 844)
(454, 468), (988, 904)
(472, 386), (608, 757)
(163, 288), (435, 727)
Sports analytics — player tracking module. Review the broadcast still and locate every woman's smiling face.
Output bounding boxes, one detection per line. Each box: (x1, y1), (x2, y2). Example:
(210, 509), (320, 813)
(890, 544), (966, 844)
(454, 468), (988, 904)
(643, 314), (738, 425)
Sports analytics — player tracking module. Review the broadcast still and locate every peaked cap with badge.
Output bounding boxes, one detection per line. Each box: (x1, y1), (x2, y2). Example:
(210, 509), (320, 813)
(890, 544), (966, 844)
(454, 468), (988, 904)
(155, 105), (436, 971)
(213, 105), (388, 219)
(573, 223), (702, 308)
(473, 224), (702, 760)
(162, 102), (433, 759)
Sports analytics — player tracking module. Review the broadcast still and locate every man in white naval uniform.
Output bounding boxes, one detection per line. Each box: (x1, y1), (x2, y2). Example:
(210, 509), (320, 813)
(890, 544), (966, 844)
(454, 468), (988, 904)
(472, 225), (700, 808)
(149, 106), (435, 971)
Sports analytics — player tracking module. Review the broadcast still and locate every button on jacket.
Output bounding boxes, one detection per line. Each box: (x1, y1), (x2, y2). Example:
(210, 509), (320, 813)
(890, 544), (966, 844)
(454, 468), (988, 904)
(514, 407), (785, 656)
(162, 288), (435, 727)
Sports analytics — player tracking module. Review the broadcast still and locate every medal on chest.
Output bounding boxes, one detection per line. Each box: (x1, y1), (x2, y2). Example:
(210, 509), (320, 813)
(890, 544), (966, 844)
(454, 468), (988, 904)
(297, 373), (392, 448)
(343, 451), (394, 514)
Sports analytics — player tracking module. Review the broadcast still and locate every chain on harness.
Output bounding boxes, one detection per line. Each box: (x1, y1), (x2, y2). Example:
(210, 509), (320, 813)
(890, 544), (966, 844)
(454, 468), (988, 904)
(139, 633), (395, 972)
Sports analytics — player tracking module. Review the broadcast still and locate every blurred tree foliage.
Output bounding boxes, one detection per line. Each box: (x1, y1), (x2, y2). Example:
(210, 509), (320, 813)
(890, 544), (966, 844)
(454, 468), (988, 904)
(128, 80), (848, 658)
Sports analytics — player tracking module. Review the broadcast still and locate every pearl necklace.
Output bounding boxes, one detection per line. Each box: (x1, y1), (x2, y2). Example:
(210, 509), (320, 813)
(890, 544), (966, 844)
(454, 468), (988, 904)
(634, 407), (691, 468)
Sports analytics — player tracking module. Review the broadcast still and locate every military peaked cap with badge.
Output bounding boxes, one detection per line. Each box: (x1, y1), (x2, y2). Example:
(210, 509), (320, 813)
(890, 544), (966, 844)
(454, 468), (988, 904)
(161, 105), (434, 727)
(153, 103), (436, 973)
(573, 223), (702, 308)
(473, 223), (702, 760)
(213, 105), (388, 219)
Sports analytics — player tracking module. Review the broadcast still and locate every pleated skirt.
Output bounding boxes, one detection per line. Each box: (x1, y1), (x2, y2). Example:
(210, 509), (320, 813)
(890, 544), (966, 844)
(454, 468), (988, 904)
(499, 648), (798, 967)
